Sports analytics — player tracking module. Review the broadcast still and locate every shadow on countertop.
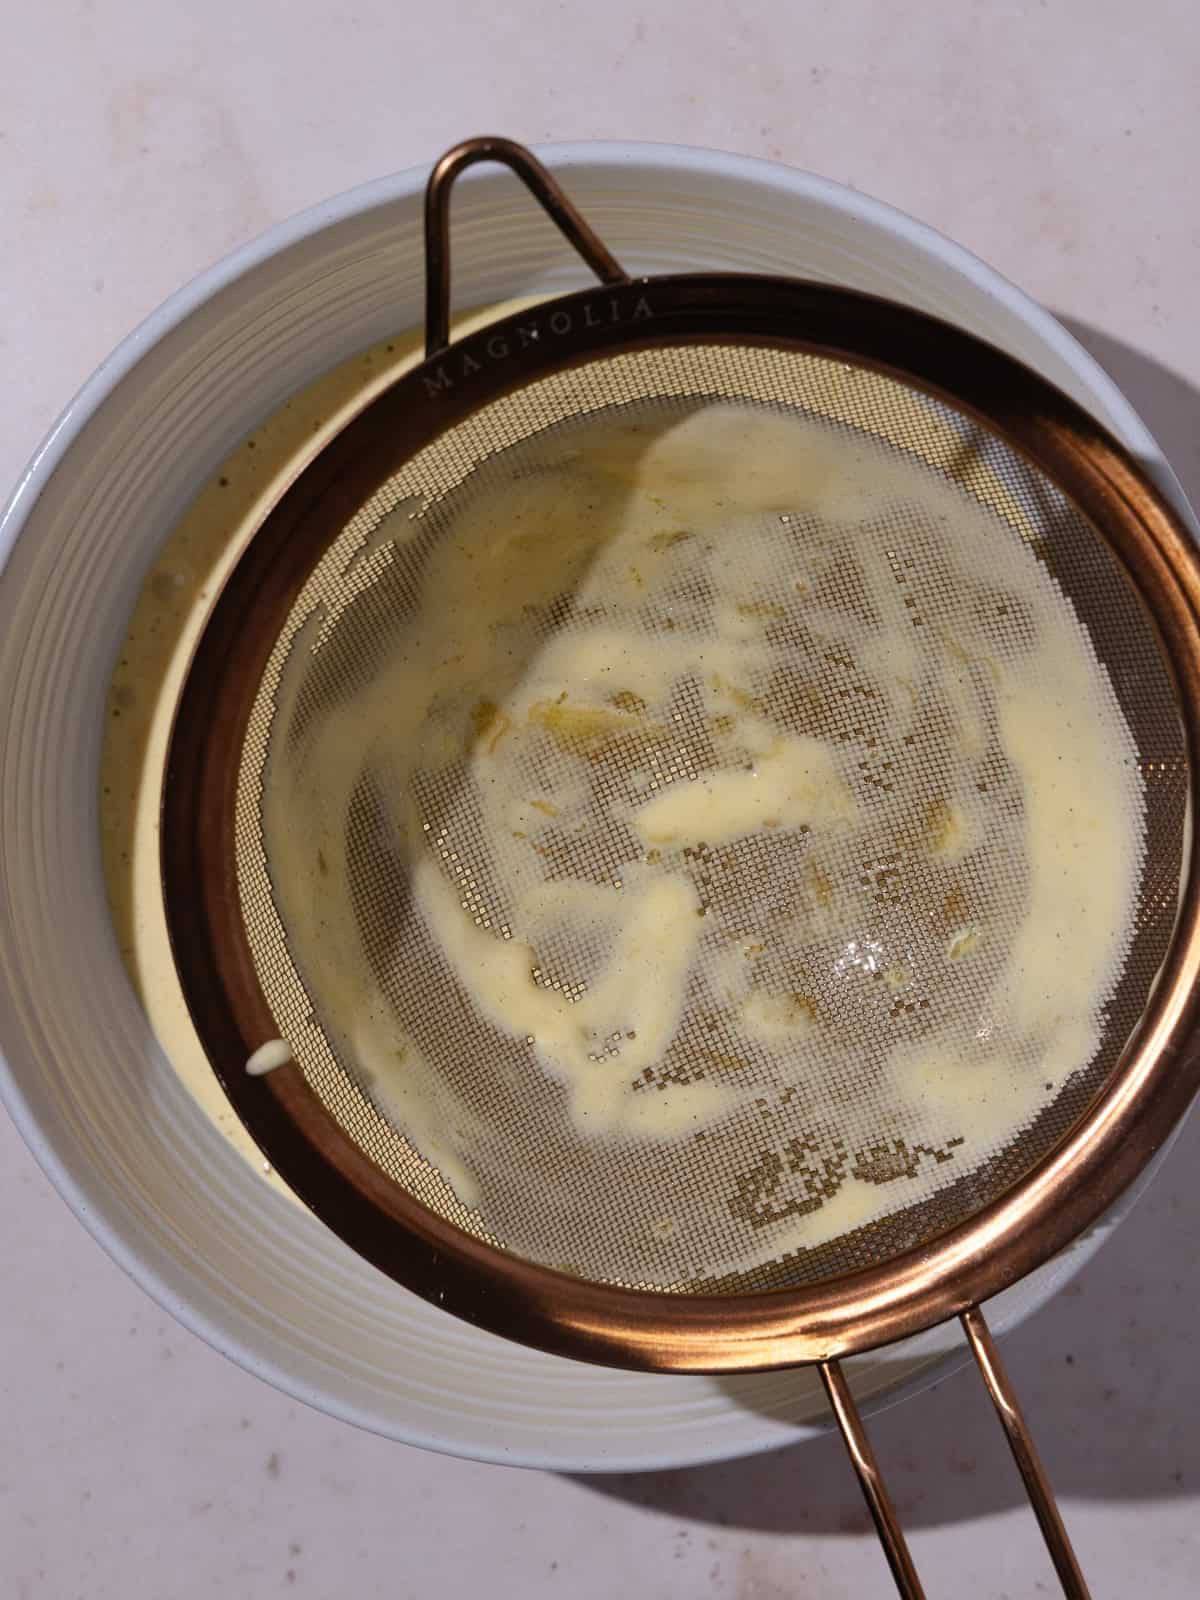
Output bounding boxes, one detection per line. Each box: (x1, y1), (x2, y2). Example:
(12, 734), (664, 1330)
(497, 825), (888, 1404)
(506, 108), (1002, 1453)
(566, 319), (1200, 1536)
(1057, 315), (1200, 523)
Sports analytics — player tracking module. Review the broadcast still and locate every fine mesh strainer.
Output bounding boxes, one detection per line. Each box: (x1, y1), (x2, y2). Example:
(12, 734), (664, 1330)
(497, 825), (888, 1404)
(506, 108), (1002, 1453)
(162, 139), (1200, 1598)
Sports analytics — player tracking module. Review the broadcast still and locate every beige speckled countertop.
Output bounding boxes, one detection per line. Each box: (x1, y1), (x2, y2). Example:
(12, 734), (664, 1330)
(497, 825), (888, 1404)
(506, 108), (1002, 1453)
(4, 2), (1200, 1595)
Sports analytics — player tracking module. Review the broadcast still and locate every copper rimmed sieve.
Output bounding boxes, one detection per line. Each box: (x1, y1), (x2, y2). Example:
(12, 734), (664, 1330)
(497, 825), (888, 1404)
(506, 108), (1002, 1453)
(162, 138), (1200, 1598)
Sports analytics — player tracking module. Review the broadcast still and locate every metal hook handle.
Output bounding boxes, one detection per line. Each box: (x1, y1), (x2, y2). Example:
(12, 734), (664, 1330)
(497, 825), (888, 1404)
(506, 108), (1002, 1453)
(822, 1305), (1089, 1598)
(422, 136), (629, 360)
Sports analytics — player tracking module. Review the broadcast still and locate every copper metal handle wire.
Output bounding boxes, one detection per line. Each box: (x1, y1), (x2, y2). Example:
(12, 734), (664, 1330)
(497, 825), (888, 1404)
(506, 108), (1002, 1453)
(819, 1359), (926, 1599)
(960, 1305), (1091, 1598)
(823, 1308), (1090, 1598)
(422, 135), (629, 359)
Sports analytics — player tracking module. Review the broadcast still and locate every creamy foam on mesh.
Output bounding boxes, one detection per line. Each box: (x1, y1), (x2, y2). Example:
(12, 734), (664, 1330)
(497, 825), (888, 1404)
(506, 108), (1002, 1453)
(260, 397), (1145, 1286)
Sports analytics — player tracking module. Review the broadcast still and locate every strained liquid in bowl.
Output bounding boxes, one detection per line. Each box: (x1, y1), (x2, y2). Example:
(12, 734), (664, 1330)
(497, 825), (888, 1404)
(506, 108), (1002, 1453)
(245, 347), (1177, 1293)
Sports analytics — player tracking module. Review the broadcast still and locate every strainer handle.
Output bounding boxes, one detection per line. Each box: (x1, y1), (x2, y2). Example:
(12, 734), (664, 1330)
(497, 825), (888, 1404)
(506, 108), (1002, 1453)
(819, 1359), (926, 1598)
(821, 1305), (1090, 1598)
(423, 136), (629, 359)
(960, 1305), (1090, 1596)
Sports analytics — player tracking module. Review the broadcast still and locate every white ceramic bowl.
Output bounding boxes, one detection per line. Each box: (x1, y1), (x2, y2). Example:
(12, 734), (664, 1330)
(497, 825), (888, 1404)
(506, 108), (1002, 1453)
(1, 141), (1193, 1473)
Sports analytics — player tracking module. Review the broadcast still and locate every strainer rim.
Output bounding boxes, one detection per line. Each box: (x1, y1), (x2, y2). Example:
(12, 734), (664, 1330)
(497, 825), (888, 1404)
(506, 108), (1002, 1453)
(162, 273), (1200, 1371)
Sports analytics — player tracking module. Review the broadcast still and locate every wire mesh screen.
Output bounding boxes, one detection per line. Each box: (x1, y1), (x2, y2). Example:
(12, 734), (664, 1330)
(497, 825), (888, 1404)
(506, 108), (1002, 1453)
(234, 342), (1186, 1293)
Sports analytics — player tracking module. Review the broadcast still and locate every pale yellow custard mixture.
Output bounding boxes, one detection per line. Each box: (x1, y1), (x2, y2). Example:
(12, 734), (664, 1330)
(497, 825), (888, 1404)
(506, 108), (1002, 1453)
(102, 302), (532, 1198)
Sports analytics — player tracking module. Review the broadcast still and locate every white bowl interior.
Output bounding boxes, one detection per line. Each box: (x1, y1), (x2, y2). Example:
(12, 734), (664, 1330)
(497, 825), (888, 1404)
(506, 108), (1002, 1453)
(0, 142), (1190, 1472)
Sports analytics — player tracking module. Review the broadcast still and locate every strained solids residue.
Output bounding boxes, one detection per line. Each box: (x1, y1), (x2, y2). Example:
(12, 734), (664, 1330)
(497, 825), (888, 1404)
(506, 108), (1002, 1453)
(262, 397), (1144, 1286)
